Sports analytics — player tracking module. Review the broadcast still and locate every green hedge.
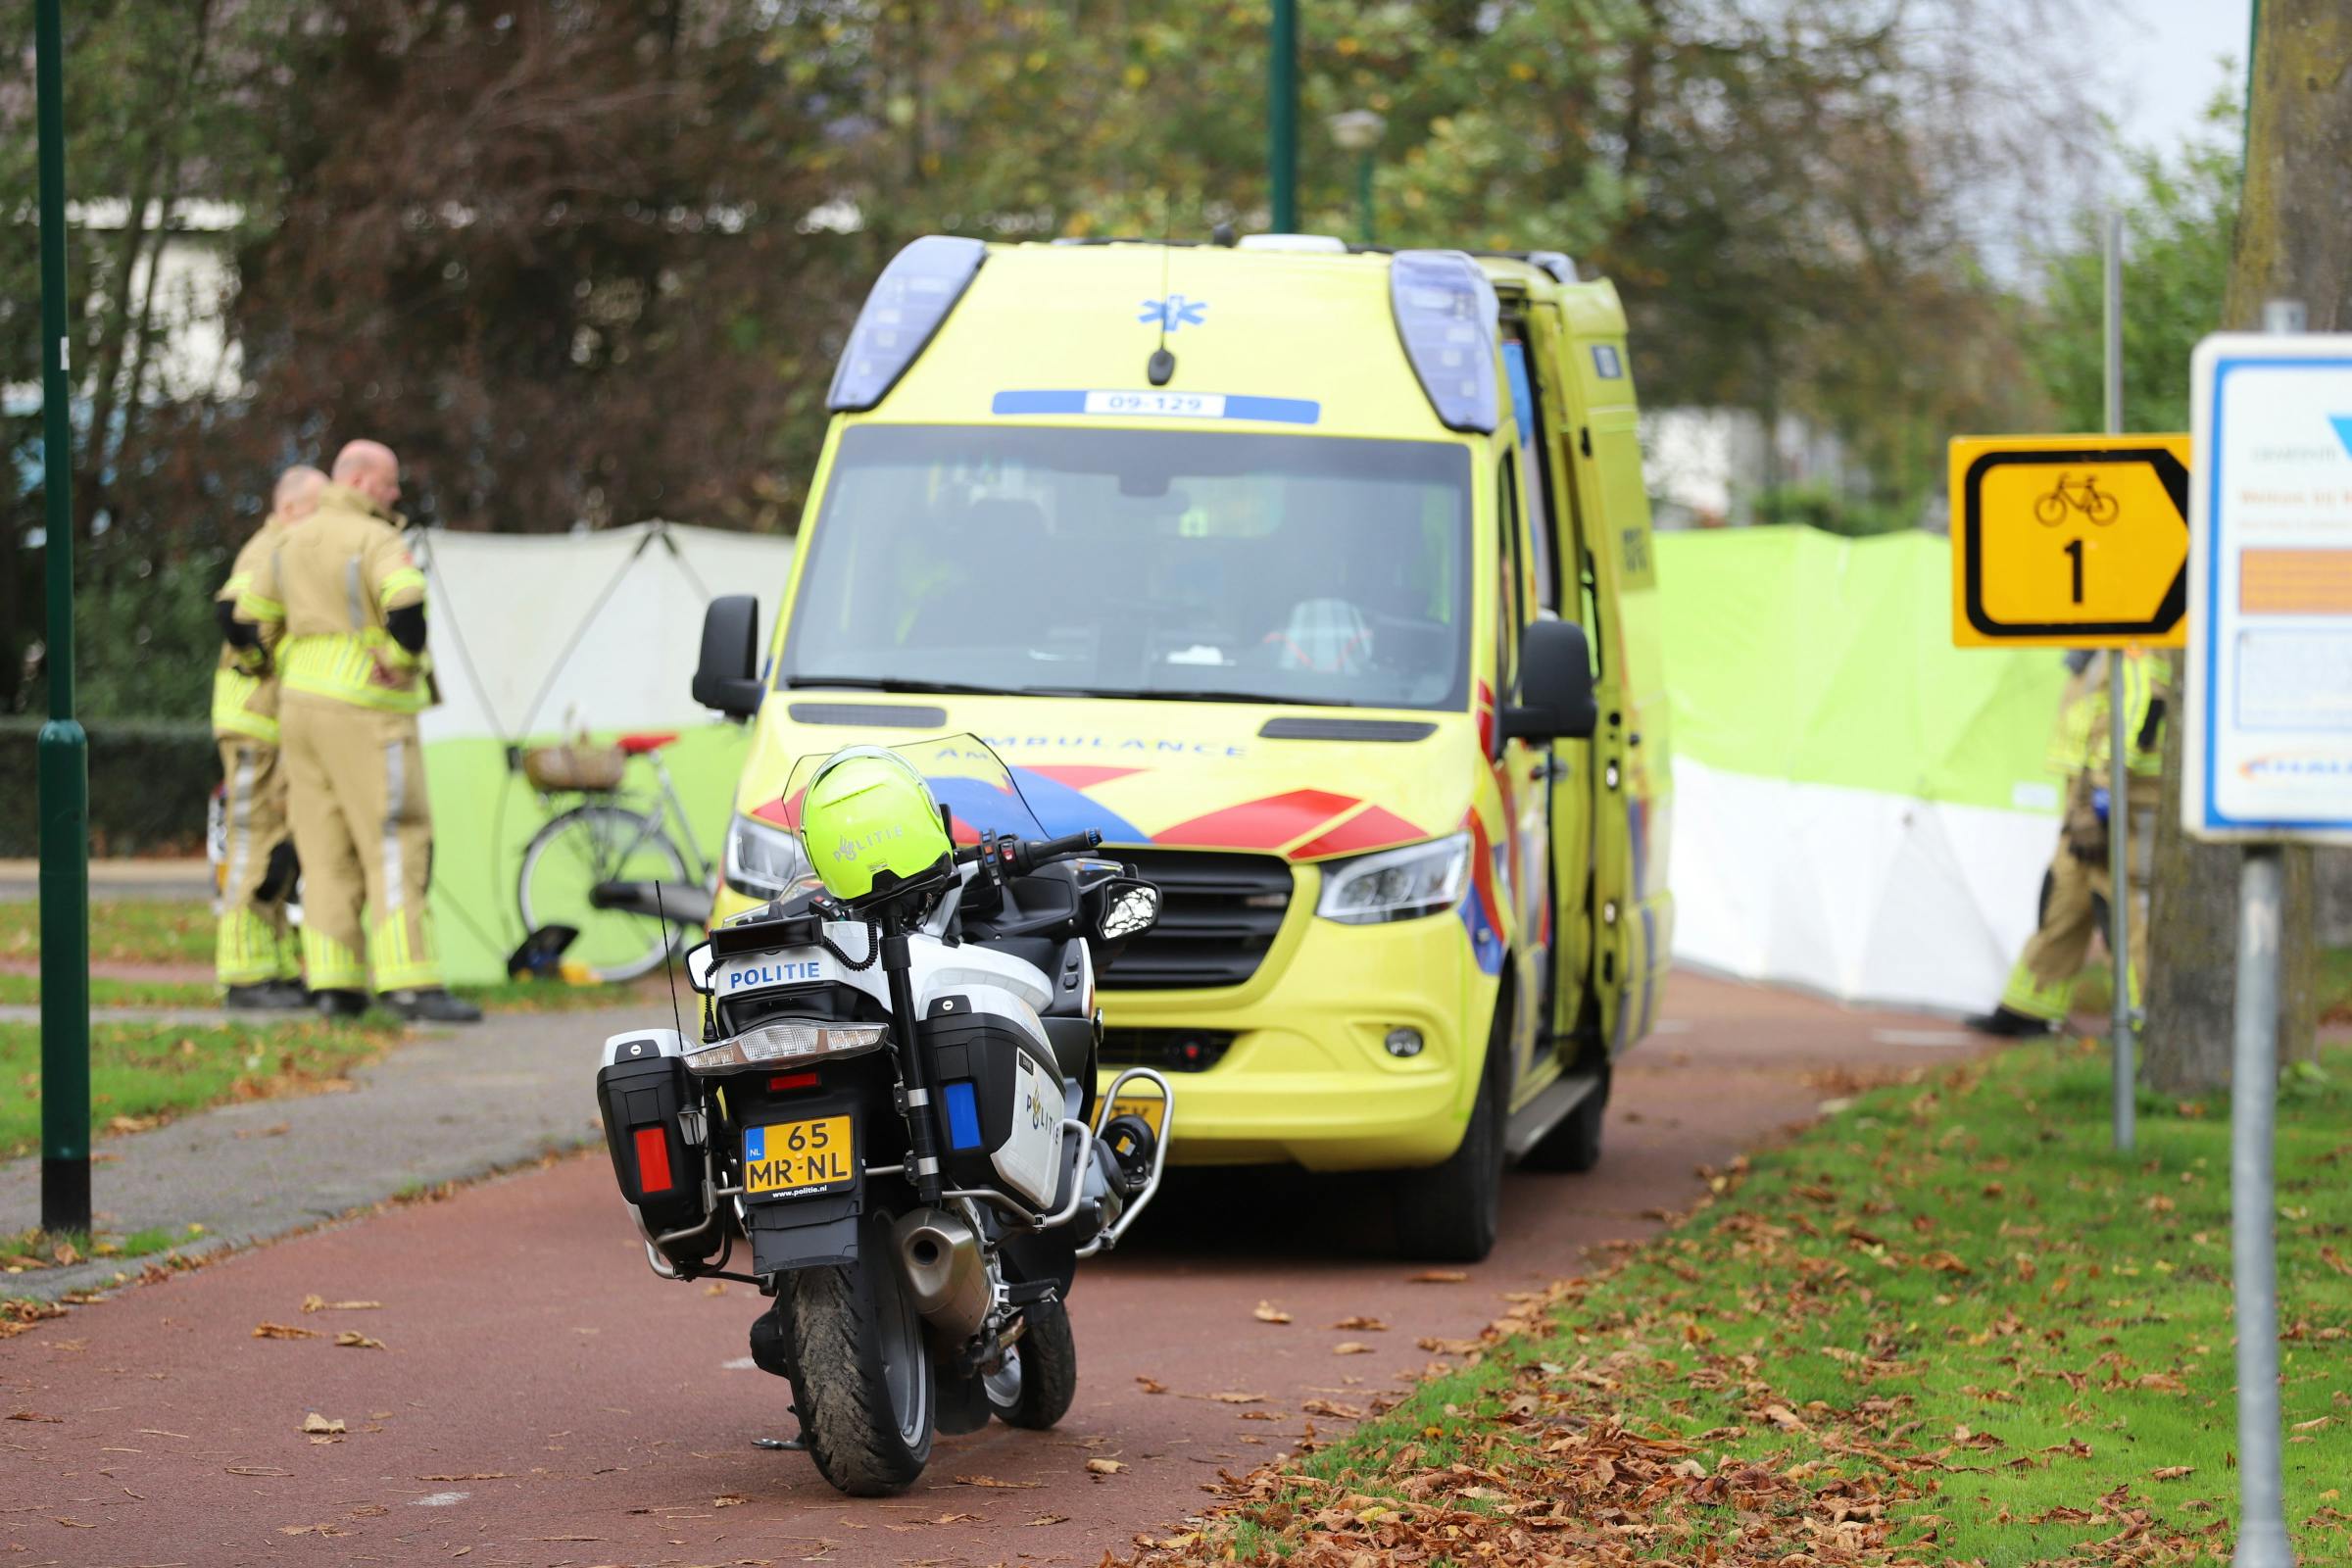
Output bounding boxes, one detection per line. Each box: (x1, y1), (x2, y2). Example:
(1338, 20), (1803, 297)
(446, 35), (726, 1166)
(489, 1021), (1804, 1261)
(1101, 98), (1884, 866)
(0, 717), (217, 858)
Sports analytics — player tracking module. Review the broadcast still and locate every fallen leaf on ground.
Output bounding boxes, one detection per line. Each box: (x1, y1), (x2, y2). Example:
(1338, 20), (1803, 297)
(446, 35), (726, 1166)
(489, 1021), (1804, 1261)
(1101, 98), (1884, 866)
(1085, 1458), (1127, 1476)
(277, 1523), (349, 1537)
(933, 1512), (983, 1524)
(712, 1494), (747, 1506)
(1331, 1315), (1388, 1332)
(1332, 1341), (1372, 1355)
(1251, 1300), (1292, 1324)
(1300, 1398), (1364, 1419)
(1134, 1375), (1167, 1395)
(956, 1475), (1041, 1489)
(253, 1322), (318, 1341)
(2151, 1465), (2195, 1481)
(1202, 1392), (1267, 1404)
(1407, 1269), (1468, 1284)
(7, 1410), (63, 1422)
(1027, 1513), (1070, 1526)
(225, 1465), (291, 1477)
(417, 1473), (510, 1481)
(300, 1296), (382, 1312)
(332, 1332), (386, 1350)
(1762, 1403), (1809, 1432)
(1241, 1410), (1281, 1422)
(299, 1413), (344, 1435)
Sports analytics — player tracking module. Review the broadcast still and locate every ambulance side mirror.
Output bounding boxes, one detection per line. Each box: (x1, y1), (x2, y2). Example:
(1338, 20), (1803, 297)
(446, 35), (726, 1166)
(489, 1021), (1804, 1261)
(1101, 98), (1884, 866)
(1501, 620), (1597, 742)
(693, 595), (763, 718)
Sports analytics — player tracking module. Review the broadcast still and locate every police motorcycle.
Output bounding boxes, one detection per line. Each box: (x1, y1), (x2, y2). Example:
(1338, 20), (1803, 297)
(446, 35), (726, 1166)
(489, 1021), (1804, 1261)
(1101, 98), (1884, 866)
(593, 736), (1171, 1495)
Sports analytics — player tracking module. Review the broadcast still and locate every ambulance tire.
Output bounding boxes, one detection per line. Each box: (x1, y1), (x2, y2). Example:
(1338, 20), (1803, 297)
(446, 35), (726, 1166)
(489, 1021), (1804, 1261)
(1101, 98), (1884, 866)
(1390, 1010), (1506, 1263)
(775, 1210), (935, 1495)
(1523, 1063), (1608, 1174)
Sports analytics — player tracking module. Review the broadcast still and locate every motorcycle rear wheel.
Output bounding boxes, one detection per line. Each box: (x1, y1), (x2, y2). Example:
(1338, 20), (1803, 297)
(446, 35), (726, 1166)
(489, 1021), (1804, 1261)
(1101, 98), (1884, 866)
(775, 1211), (935, 1494)
(984, 1297), (1078, 1430)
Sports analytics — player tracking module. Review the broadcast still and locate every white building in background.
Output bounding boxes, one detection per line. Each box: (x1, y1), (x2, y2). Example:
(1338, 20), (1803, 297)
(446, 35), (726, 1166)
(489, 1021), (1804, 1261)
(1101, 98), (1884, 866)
(1642, 406), (1860, 529)
(4, 200), (243, 415)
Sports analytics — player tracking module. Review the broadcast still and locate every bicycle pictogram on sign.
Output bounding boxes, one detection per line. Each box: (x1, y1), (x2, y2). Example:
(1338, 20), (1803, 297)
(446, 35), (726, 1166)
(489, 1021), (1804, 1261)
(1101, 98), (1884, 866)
(2034, 472), (2122, 526)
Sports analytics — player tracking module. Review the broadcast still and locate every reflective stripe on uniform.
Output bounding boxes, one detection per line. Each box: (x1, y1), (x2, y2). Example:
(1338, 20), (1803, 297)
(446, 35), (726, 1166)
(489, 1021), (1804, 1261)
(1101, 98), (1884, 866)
(217, 905), (296, 986)
(278, 634), (428, 712)
(211, 668), (280, 744)
(368, 909), (439, 992)
(381, 737), (406, 912)
(302, 926), (368, 991)
(225, 746), (257, 902)
(377, 565), (426, 607)
(237, 591), (285, 623)
(2000, 956), (2076, 1023)
(346, 557), (366, 630)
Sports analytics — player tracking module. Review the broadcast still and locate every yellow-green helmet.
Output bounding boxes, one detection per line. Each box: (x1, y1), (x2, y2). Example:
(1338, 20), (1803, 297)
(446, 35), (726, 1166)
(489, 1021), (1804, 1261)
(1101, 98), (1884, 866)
(798, 747), (954, 904)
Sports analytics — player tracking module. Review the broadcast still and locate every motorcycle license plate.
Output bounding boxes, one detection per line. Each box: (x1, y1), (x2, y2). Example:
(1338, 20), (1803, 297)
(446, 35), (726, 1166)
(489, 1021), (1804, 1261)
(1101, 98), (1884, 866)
(1106, 1093), (1165, 1140)
(743, 1115), (856, 1198)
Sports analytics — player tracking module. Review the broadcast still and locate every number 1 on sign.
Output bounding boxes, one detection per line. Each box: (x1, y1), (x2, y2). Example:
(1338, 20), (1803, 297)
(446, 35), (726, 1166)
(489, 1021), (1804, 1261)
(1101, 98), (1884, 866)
(2063, 538), (2084, 605)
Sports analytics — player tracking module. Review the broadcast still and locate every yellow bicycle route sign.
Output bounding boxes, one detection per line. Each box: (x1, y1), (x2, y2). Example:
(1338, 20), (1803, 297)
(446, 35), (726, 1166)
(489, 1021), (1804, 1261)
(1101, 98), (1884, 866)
(1949, 434), (2191, 649)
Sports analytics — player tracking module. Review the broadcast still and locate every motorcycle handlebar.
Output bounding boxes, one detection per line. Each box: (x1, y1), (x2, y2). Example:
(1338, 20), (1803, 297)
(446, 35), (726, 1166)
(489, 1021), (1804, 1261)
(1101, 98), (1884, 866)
(958, 827), (1104, 874)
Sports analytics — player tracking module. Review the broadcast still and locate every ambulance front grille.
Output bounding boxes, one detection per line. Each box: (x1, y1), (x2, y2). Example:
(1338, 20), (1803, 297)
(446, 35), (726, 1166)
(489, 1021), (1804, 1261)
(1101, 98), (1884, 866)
(1100, 850), (1292, 992)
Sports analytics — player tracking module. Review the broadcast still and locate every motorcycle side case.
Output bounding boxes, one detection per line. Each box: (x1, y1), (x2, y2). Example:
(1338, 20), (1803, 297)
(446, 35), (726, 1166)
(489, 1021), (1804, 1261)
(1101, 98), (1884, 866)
(920, 996), (1066, 1207)
(595, 1032), (707, 1240)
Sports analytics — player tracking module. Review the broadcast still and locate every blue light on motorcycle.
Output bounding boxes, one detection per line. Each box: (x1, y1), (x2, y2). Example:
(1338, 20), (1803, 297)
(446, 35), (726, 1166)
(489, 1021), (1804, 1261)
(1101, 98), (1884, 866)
(1389, 250), (1501, 434)
(942, 1080), (983, 1151)
(826, 235), (988, 412)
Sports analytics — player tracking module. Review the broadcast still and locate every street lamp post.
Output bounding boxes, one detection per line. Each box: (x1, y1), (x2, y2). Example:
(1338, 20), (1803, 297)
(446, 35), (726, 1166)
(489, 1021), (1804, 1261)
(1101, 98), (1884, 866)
(1268, 0), (1298, 232)
(1328, 109), (1387, 245)
(34, 0), (92, 1238)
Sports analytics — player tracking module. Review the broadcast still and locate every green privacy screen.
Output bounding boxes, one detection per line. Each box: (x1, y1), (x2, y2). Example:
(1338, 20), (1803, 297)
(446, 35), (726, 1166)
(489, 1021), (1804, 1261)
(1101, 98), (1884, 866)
(1654, 527), (2071, 814)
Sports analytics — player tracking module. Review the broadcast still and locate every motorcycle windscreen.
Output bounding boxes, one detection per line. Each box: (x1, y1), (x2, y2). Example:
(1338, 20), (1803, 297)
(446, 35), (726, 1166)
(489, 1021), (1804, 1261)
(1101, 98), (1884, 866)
(782, 732), (1050, 852)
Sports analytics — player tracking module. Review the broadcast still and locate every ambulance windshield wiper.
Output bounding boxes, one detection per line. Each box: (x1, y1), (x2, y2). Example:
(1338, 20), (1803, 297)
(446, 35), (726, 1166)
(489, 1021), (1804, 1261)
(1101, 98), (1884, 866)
(1058, 686), (1358, 708)
(785, 674), (1024, 697)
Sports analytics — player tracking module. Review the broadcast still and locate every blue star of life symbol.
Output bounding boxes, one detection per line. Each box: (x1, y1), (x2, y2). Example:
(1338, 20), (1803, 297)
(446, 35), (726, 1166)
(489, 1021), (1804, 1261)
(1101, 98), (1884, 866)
(1139, 294), (1207, 331)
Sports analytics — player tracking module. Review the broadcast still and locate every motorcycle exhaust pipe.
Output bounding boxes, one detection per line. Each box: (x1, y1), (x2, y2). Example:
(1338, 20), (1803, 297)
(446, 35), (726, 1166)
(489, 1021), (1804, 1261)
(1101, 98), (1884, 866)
(891, 1207), (989, 1340)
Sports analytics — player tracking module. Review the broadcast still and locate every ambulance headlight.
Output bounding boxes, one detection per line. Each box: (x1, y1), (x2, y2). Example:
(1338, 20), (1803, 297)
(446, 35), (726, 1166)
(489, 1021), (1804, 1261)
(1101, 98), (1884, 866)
(683, 1021), (888, 1075)
(724, 812), (813, 902)
(1315, 832), (1472, 924)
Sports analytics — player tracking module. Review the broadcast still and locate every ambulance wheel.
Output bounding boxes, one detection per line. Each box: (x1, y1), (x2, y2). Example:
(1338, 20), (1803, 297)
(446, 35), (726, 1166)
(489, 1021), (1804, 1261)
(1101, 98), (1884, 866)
(1391, 1010), (1506, 1263)
(1523, 1064), (1608, 1173)
(775, 1210), (934, 1495)
(986, 1298), (1078, 1430)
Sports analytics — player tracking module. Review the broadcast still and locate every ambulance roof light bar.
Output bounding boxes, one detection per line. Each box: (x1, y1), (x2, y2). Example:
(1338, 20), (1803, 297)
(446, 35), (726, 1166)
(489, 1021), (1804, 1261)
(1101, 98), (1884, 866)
(826, 234), (987, 413)
(1389, 249), (1500, 434)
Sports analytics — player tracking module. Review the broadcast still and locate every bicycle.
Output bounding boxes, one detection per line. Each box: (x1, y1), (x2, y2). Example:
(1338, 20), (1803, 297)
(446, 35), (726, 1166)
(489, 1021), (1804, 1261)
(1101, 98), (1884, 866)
(2034, 472), (2121, 526)
(514, 732), (715, 983)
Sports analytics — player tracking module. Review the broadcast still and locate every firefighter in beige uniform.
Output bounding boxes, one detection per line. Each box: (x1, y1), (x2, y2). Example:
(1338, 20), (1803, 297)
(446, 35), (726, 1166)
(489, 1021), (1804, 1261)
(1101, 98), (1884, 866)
(211, 465), (325, 1008)
(1968, 648), (2166, 1036)
(238, 440), (480, 1023)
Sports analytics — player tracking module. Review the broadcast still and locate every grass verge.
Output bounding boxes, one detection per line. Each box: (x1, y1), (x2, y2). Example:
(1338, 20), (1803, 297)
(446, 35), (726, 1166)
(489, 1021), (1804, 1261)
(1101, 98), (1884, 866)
(0, 897), (214, 966)
(0, 1017), (396, 1161)
(1142, 1041), (2352, 1567)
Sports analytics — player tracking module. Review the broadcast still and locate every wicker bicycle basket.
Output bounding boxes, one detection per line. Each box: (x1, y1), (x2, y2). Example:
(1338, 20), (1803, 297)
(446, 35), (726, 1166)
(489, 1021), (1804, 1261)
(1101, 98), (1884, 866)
(522, 743), (628, 793)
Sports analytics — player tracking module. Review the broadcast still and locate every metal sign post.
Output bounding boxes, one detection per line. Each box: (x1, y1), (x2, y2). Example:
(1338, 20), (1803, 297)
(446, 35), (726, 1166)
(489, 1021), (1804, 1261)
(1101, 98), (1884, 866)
(2101, 212), (2134, 1152)
(34, 0), (92, 1237)
(2184, 301), (2352, 1568)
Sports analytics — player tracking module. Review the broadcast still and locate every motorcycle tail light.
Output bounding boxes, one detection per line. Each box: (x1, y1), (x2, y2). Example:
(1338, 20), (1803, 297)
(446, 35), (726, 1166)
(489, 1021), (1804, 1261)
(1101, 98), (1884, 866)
(633, 1125), (675, 1195)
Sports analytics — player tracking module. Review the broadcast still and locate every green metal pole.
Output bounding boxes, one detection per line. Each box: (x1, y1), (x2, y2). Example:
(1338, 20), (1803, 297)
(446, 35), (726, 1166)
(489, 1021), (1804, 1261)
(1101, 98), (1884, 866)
(35, 0), (92, 1238)
(1356, 148), (1375, 246)
(1268, 0), (1297, 232)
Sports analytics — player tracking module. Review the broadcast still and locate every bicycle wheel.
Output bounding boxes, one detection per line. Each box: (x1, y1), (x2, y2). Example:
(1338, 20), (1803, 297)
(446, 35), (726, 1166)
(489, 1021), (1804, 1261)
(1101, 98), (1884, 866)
(517, 804), (690, 983)
(2086, 490), (2120, 524)
(2034, 492), (2067, 525)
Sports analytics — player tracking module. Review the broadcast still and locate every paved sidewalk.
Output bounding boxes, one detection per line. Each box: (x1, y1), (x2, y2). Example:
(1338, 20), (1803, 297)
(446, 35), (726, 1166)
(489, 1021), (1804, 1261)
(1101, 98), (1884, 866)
(0, 856), (213, 903)
(1, 999), (667, 1300)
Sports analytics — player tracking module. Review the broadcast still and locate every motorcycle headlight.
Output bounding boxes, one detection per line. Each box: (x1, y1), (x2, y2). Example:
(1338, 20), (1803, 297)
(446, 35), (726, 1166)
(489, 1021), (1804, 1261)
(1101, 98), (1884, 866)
(682, 1020), (888, 1075)
(724, 811), (814, 902)
(1314, 831), (1472, 925)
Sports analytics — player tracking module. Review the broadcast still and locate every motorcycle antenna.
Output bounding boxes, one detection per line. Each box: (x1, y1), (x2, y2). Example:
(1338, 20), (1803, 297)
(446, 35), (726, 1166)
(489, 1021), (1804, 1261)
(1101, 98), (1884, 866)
(655, 880), (686, 1041)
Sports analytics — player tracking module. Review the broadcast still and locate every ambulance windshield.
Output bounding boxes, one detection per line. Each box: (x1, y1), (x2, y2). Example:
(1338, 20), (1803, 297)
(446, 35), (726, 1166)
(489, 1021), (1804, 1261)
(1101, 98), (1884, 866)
(780, 424), (1473, 712)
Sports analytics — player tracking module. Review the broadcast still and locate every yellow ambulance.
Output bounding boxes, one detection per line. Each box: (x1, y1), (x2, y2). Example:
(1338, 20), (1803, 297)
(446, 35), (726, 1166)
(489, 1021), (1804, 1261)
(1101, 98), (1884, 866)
(692, 234), (1672, 1260)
